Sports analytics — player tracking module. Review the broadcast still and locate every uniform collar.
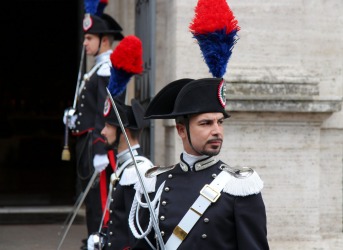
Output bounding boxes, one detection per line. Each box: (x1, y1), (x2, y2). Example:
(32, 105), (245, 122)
(117, 144), (140, 166)
(95, 49), (112, 64)
(179, 153), (219, 172)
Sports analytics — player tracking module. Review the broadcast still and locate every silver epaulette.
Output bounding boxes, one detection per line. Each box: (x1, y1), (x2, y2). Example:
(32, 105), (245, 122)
(220, 164), (254, 178)
(145, 165), (176, 178)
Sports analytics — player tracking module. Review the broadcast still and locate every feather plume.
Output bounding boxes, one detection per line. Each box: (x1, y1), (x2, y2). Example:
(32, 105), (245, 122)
(96, 0), (108, 16)
(84, 0), (100, 15)
(189, 0), (240, 78)
(108, 35), (144, 97)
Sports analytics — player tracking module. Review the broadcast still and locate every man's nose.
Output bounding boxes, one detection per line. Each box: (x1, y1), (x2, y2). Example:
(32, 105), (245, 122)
(212, 123), (222, 134)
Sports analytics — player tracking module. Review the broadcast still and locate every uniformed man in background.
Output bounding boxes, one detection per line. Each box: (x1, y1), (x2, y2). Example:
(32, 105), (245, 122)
(87, 98), (153, 250)
(65, 12), (124, 248)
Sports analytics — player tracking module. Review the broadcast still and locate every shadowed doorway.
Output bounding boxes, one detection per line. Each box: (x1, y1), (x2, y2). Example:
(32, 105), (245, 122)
(0, 0), (82, 210)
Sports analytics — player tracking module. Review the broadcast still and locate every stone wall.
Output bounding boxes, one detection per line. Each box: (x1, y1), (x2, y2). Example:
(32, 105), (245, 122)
(110, 0), (343, 248)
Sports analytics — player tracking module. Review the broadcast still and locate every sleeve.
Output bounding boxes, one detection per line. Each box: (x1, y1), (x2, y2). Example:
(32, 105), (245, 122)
(235, 193), (270, 250)
(92, 75), (109, 156)
(110, 184), (136, 249)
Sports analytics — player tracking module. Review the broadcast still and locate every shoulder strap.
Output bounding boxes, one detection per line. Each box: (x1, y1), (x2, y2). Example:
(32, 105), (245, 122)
(84, 59), (110, 81)
(109, 154), (136, 188)
(119, 156), (155, 187)
(165, 170), (230, 250)
(77, 59), (110, 96)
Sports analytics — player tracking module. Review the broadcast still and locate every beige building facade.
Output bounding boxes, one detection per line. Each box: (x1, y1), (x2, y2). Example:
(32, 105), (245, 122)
(108, 0), (343, 249)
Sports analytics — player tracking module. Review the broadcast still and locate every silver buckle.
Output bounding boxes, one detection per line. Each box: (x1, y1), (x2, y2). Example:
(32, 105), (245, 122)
(200, 184), (221, 203)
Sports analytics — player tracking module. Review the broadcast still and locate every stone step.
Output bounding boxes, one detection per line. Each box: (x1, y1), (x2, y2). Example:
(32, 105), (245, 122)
(0, 206), (85, 225)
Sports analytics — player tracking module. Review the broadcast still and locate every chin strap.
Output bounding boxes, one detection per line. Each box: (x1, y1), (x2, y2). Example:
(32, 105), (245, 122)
(94, 34), (103, 56)
(113, 127), (122, 150)
(184, 116), (202, 156)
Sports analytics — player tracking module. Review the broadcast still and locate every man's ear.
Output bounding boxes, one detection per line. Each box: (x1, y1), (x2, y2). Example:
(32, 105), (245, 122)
(101, 35), (109, 45)
(176, 123), (187, 139)
(121, 127), (131, 139)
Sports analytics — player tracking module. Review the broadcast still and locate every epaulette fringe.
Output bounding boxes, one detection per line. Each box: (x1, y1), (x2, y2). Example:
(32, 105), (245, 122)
(222, 170), (263, 196)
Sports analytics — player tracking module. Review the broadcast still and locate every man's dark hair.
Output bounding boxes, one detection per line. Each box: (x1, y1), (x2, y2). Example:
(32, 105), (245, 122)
(175, 116), (187, 125)
(129, 128), (141, 140)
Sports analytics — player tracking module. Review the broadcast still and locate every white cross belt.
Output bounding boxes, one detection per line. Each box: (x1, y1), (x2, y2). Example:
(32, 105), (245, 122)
(165, 170), (229, 250)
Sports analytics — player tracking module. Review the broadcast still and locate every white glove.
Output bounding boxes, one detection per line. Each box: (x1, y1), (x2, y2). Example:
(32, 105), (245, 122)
(63, 108), (77, 129)
(67, 114), (78, 129)
(87, 234), (98, 250)
(93, 154), (109, 172)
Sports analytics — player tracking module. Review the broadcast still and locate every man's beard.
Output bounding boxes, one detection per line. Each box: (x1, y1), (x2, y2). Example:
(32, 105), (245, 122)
(104, 141), (116, 151)
(199, 140), (222, 156)
(200, 148), (221, 156)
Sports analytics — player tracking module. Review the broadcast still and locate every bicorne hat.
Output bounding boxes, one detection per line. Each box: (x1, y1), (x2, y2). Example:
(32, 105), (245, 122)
(103, 99), (149, 130)
(83, 13), (124, 41)
(144, 78), (194, 119)
(144, 78), (230, 119)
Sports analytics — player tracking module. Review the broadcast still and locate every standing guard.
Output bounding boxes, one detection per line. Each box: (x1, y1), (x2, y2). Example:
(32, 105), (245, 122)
(88, 99), (154, 250)
(86, 35), (158, 250)
(129, 0), (269, 249)
(63, 1), (124, 248)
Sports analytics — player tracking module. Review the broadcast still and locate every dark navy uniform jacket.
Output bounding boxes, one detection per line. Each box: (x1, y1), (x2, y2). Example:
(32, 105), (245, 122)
(70, 51), (114, 235)
(131, 156), (269, 250)
(104, 147), (154, 250)
(71, 58), (110, 177)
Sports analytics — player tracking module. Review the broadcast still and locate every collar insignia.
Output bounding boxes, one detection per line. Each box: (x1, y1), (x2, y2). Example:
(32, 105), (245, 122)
(180, 156), (219, 172)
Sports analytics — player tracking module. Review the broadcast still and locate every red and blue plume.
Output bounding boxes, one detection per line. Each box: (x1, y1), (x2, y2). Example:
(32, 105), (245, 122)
(189, 0), (240, 78)
(84, 0), (100, 15)
(108, 35), (144, 97)
(96, 0), (108, 16)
